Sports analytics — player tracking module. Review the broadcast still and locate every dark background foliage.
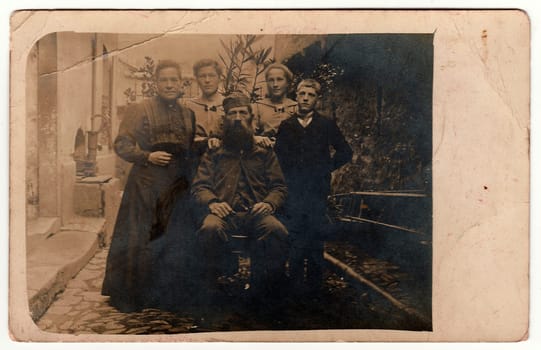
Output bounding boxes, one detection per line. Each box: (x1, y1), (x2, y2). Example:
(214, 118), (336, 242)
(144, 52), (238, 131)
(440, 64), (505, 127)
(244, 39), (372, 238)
(284, 34), (433, 194)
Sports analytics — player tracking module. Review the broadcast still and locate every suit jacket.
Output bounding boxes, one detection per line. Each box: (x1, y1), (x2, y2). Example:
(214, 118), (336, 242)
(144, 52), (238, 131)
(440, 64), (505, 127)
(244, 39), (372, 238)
(191, 144), (287, 211)
(274, 111), (352, 213)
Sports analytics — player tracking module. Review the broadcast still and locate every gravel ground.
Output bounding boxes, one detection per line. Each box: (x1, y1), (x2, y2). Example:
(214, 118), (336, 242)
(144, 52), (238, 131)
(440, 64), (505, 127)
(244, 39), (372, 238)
(37, 245), (431, 335)
(326, 241), (432, 328)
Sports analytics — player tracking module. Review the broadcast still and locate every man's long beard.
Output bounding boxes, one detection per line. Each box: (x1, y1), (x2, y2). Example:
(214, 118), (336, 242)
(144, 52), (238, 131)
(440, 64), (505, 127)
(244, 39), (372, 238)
(222, 122), (254, 152)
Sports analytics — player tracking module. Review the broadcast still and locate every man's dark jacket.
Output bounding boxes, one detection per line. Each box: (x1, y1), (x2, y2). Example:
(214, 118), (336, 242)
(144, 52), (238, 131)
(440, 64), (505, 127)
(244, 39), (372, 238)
(274, 111), (353, 215)
(191, 144), (288, 212)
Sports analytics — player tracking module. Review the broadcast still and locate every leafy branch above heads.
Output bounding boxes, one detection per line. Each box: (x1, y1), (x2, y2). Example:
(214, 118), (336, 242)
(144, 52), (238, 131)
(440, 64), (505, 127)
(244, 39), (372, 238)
(219, 35), (274, 101)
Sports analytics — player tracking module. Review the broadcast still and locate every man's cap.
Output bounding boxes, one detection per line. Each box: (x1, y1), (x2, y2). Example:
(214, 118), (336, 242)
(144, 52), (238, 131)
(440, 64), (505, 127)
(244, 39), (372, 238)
(223, 93), (251, 112)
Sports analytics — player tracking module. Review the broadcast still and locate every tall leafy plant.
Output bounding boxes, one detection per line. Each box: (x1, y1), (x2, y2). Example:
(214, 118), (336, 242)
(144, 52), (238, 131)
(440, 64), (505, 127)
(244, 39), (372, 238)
(218, 35), (273, 101)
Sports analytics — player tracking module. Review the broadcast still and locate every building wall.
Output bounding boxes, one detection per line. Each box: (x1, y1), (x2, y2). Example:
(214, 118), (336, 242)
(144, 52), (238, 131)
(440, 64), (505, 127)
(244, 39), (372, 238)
(25, 43), (39, 220)
(37, 33), (59, 218)
(55, 33), (92, 224)
(56, 32), (95, 162)
(27, 33), (122, 226)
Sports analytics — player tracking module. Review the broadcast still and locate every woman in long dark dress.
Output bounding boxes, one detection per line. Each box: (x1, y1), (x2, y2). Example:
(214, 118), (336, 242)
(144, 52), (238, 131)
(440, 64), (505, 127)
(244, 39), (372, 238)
(101, 60), (196, 312)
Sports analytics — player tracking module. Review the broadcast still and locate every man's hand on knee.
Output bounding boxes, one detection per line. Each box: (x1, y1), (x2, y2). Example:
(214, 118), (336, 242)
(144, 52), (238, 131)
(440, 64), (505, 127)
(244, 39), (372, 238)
(251, 202), (274, 216)
(209, 201), (234, 218)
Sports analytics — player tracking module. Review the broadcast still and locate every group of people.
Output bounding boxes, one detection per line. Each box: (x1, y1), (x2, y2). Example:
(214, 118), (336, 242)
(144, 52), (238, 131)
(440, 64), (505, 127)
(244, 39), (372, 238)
(101, 58), (353, 314)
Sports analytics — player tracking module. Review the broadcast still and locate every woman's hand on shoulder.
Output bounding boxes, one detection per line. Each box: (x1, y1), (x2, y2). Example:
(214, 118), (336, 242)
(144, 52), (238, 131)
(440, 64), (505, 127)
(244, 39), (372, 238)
(208, 137), (222, 150)
(254, 136), (274, 148)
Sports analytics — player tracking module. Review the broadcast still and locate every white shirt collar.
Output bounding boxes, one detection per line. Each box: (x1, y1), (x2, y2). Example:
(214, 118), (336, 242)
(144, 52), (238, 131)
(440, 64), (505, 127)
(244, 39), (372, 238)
(297, 111), (314, 128)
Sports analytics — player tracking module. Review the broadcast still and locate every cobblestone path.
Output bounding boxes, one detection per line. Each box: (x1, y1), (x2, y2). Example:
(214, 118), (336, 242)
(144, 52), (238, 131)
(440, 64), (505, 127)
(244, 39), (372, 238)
(36, 249), (193, 334)
(36, 246), (429, 334)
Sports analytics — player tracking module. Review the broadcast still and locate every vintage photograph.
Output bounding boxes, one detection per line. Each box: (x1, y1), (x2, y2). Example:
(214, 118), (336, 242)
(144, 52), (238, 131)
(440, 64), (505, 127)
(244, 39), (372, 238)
(23, 31), (433, 335)
(10, 10), (529, 342)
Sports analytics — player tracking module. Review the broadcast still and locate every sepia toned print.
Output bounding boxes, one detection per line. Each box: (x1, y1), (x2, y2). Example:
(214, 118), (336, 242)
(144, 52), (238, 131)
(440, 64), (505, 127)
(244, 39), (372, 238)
(10, 10), (529, 342)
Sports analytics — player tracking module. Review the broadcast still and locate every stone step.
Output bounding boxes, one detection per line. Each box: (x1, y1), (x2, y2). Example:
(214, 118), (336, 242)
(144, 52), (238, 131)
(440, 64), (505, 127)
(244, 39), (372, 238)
(27, 217), (105, 321)
(76, 175), (113, 184)
(27, 216), (61, 239)
(61, 216), (107, 234)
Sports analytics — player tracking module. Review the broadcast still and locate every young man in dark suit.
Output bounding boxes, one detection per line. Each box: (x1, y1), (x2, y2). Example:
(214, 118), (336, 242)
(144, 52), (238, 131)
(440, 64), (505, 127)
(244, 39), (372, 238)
(275, 79), (353, 297)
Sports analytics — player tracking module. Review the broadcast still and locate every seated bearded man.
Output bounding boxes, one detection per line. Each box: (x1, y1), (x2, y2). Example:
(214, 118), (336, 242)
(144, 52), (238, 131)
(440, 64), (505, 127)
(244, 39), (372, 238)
(191, 93), (289, 301)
